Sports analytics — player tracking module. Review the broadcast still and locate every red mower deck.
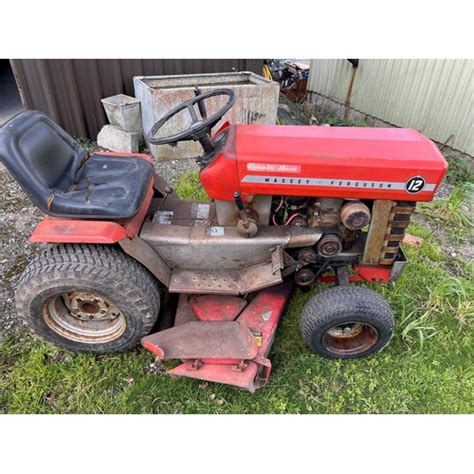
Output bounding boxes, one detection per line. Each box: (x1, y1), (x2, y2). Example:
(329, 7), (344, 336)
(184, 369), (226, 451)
(142, 282), (293, 392)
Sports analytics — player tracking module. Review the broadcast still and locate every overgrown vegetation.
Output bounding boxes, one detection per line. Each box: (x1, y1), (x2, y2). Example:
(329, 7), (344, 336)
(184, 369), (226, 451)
(444, 153), (473, 184)
(419, 182), (473, 242)
(0, 172), (472, 414)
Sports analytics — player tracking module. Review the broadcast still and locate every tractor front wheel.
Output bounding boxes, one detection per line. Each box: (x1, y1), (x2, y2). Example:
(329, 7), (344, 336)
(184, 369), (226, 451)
(16, 244), (161, 354)
(299, 286), (394, 359)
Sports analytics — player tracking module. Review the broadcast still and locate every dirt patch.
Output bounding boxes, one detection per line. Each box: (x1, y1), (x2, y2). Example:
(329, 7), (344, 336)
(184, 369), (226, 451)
(152, 156), (200, 186)
(0, 165), (44, 334)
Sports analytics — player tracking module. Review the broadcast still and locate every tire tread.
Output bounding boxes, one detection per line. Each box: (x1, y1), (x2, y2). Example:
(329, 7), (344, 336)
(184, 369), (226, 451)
(16, 244), (161, 353)
(299, 286), (394, 359)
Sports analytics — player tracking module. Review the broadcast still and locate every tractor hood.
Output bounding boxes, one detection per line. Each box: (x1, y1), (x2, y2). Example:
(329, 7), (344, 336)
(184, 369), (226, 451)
(200, 124), (448, 202)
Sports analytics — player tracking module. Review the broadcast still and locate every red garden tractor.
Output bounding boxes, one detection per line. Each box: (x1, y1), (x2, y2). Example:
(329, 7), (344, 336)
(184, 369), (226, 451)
(0, 88), (447, 392)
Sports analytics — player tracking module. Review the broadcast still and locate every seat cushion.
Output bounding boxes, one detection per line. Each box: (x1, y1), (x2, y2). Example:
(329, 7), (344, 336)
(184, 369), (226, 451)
(48, 153), (154, 219)
(0, 110), (88, 208)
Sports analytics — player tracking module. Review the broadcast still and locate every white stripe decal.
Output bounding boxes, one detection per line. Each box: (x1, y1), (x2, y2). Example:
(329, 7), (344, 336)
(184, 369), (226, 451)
(241, 175), (436, 192)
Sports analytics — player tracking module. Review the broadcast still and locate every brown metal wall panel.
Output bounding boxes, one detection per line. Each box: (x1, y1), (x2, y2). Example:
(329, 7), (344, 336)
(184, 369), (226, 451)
(71, 59), (107, 136)
(10, 58), (263, 138)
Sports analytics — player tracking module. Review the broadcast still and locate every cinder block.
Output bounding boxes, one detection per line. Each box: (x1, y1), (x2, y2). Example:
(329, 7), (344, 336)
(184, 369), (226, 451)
(97, 125), (139, 153)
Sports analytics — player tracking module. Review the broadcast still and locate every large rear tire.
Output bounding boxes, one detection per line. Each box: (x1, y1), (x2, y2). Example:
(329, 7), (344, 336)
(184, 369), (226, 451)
(16, 244), (161, 354)
(299, 286), (394, 359)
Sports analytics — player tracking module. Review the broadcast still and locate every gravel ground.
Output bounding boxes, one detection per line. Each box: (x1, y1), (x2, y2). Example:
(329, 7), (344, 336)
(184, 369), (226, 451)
(153, 157), (200, 185)
(0, 163), (43, 335)
(0, 100), (471, 338)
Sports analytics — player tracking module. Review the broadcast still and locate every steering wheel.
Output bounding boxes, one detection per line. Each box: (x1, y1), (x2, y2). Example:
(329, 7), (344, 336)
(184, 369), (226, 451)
(146, 88), (236, 150)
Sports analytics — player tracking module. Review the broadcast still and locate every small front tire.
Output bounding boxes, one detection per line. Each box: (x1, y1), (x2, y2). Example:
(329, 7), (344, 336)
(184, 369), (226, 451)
(299, 286), (394, 359)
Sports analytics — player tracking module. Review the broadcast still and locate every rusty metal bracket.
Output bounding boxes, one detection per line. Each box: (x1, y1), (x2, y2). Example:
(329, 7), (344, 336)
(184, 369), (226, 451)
(119, 236), (171, 287)
(252, 356), (272, 390)
(271, 246), (284, 274)
(336, 266), (350, 286)
(189, 359), (203, 371)
(231, 360), (250, 372)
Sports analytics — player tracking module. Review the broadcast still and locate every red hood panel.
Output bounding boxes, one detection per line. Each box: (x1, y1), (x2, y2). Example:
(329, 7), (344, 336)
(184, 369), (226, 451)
(200, 124), (448, 202)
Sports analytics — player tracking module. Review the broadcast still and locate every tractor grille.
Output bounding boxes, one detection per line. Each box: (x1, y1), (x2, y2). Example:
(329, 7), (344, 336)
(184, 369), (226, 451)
(379, 201), (416, 265)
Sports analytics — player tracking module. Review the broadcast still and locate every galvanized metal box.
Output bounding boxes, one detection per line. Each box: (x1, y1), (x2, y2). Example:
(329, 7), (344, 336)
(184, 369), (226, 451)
(101, 94), (143, 133)
(134, 72), (280, 161)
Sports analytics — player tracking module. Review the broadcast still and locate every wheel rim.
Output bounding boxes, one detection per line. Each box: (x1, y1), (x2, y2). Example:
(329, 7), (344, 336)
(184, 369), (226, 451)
(321, 321), (379, 356)
(42, 291), (126, 344)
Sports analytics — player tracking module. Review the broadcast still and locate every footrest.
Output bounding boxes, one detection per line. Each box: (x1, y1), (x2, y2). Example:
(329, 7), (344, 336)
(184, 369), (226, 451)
(141, 320), (259, 361)
(169, 262), (282, 295)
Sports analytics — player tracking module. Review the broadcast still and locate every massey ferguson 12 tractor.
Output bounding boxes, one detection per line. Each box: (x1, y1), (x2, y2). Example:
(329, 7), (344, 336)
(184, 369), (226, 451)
(0, 88), (447, 391)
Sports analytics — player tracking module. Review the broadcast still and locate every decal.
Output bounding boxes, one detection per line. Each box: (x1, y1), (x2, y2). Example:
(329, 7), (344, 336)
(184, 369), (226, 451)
(195, 203), (210, 220)
(241, 175), (436, 192)
(206, 226), (225, 236)
(406, 176), (426, 193)
(152, 211), (173, 225)
(247, 163), (301, 173)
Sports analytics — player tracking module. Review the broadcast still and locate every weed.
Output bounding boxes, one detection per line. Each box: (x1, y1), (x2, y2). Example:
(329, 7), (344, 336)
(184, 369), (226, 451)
(74, 137), (95, 149)
(399, 309), (438, 354)
(419, 182), (473, 240)
(444, 153), (473, 184)
(424, 276), (474, 330)
(174, 172), (208, 201)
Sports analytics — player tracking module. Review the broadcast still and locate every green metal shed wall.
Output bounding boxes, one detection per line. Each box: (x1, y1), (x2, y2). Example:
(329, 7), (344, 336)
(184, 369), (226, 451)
(307, 59), (473, 156)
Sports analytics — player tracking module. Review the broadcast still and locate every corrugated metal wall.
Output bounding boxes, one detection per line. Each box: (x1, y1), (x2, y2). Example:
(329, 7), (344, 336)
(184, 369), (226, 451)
(307, 59), (473, 156)
(10, 59), (263, 139)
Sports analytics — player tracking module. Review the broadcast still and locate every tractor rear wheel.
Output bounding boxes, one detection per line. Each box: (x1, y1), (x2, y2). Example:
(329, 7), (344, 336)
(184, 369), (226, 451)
(16, 244), (161, 354)
(299, 286), (394, 359)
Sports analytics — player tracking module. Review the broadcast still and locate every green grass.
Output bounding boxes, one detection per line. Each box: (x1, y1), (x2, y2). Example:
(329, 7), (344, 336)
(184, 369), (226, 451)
(419, 182), (473, 242)
(174, 171), (208, 201)
(0, 174), (473, 414)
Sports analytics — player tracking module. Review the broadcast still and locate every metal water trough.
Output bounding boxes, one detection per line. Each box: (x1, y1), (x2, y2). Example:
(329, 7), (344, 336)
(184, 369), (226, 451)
(134, 71), (279, 160)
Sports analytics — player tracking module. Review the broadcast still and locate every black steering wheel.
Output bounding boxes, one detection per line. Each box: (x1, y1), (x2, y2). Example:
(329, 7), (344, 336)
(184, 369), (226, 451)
(146, 88), (236, 153)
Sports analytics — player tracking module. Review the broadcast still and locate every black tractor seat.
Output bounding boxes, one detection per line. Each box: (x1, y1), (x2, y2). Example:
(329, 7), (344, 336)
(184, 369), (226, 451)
(0, 110), (154, 220)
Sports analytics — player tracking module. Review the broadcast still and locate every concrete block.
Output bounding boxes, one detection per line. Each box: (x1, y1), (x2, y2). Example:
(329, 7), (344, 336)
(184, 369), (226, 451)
(134, 72), (280, 161)
(97, 125), (139, 153)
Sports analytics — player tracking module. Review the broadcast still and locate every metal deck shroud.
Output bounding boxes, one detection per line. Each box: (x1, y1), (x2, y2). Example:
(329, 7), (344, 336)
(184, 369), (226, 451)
(142, 281), (293, 392)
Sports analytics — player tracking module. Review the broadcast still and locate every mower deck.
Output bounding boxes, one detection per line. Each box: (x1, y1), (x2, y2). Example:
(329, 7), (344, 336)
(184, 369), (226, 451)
(142, 281), (293, 392)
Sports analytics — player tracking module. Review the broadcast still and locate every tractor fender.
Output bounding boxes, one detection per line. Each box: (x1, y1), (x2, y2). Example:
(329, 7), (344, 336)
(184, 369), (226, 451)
(29, 218), (127, 244)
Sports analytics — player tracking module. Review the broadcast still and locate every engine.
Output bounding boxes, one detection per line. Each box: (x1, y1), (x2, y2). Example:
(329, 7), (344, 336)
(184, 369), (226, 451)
(270, 196), (371, 257)
(269, 195), (364, 284)
(265, 194), (417, 287)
